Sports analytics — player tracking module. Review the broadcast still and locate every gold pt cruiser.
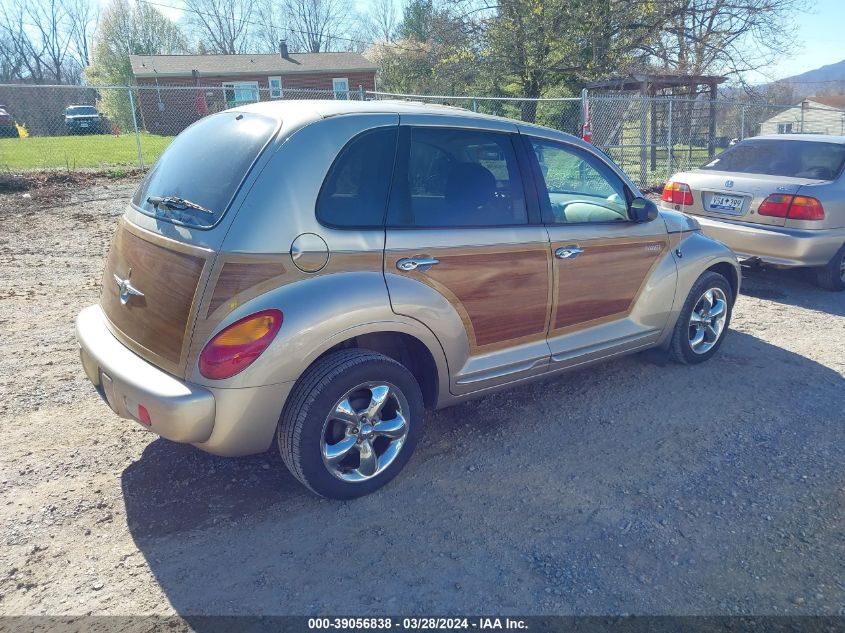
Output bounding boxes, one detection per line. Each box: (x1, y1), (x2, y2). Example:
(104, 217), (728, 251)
(76, 101), (740, 499)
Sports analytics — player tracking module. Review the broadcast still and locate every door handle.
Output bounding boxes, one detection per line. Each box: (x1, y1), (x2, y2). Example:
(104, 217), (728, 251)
(555, 246), (584, 260)
(396, 257), (440, 272)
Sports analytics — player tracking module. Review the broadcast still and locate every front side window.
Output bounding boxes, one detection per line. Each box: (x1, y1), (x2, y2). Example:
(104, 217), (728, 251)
(388, 127), (528, 227)
(529, 138), (629, 224)
(316, 127), (398, 227)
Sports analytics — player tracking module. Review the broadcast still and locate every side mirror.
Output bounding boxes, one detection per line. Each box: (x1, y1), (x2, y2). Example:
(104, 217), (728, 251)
(629, 196), (659, 223)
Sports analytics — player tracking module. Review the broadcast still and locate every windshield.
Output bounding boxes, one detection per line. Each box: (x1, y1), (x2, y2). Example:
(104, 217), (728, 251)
(701, 139), (845, 180)
(132, 111), (278, 228)
(66, 106), (97, 116)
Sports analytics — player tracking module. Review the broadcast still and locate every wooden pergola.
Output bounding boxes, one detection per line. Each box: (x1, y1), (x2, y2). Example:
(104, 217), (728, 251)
(586, 73), (727, 182)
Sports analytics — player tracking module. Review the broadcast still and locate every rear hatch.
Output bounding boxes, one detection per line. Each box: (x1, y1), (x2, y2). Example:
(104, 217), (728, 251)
(100, 110), (279, 376)
(667, 137), (844, 227)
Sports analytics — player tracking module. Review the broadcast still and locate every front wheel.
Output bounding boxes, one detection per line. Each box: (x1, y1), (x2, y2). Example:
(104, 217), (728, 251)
(277, 349), (424, 499)
(669, 271), (733, 365)
(813, 244), (845, 291)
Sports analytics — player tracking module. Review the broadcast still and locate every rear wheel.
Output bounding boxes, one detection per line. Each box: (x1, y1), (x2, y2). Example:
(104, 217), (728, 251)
(277, 349), (424, 499)
(669, 271), (733, 365)
(813, 244), (845, 291)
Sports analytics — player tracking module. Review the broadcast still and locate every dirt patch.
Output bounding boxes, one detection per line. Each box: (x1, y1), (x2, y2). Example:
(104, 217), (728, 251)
(0, 180), (843, 616)
(0, 169), (143, 208)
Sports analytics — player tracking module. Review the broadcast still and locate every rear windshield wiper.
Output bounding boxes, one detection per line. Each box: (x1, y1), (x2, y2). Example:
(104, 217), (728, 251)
(147, 195), (214, 215)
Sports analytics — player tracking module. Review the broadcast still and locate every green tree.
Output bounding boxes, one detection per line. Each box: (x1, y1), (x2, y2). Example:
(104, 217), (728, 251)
(86, 0), (186, 130)
(481, 0), (659, 121)
(371, 0), (480, 95)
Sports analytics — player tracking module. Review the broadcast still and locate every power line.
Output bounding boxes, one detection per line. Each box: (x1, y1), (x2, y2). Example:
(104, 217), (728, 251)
(138, 0), (393, 52)
(136, 0), (476, 58)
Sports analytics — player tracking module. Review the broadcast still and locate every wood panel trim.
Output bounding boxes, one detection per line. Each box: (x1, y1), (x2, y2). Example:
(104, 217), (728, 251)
(100, 219), (215, 376)
(385, 243), (552, 354)
(185, 250), (384, 370)
(549, 235), (668, 336)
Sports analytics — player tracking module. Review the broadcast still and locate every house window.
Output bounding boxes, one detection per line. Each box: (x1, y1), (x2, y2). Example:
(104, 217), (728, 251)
(223, 81), (259, 107)
(268, 76), (283, 99)
(333, 78), (350, 100)
(777, 123), (793, 134)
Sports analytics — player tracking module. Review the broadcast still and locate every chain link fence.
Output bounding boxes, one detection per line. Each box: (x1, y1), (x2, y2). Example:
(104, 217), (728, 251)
(2, 83), (843, 188)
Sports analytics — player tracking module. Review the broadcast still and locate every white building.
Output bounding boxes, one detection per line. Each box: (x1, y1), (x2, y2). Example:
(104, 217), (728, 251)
(760, 96), (845, 135)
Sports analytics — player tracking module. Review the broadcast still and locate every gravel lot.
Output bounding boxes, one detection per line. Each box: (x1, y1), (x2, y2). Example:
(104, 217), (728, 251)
(0, 180), (843, 617)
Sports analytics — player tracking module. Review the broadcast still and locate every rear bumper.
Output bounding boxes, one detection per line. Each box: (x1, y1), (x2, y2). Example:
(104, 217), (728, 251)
(76, 305), (291, 456)
(692, 215), (845, 267)
(77, 304), (216, 443)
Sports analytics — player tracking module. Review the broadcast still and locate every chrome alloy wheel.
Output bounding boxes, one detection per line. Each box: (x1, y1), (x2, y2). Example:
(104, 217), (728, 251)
(320, 382), (410, 482)
(688, 287), (728, 355)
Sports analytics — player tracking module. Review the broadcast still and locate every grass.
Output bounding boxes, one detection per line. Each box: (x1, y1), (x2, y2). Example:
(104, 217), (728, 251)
(0, 133), (173, 170)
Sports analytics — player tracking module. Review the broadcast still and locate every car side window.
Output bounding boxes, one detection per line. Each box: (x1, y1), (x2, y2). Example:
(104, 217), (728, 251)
(316, 126), (398, 228)
(529, 138), (630, 224)
(387, 127), (528, 227)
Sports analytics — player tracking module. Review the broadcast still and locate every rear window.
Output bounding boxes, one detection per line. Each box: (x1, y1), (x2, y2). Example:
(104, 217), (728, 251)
(66, 106), (97, 116)
(701, 139), (845, 180)
(132, 111), (278, 228)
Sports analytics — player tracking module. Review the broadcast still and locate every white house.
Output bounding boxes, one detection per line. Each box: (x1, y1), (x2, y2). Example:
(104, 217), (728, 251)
(760, 96), (845, 135)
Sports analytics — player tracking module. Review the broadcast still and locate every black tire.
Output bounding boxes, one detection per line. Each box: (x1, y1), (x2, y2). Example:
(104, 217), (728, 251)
(669, 271), (733, 365)
(277, 349), (424, 499)
(813, 244), (845, 291)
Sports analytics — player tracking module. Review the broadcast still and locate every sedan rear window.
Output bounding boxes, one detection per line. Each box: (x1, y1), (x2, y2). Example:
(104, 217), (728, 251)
(701, 139), (845, 180)
(132, 111), (277, 228)
(66, 106), (98, 116)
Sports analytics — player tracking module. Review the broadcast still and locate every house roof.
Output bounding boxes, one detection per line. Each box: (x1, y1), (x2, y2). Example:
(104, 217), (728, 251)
(129, 52), (377, 78)
(806, 95), (845, 109)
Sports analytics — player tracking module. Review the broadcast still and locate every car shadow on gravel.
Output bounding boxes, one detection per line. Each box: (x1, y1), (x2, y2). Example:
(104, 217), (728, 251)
(740, 266), (845, 317)
(121, 331), (845, 616)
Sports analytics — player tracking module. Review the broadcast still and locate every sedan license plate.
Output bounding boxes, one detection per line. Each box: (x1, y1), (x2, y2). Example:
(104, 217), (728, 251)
(80, 122), (89, 128)
(709, 194), (743, 213)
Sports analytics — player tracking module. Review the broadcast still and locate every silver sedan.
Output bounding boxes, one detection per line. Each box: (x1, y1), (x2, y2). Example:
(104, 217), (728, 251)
(660, 134), (845, 290)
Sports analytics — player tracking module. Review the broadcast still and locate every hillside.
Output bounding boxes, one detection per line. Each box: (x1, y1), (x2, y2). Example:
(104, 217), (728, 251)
(778, 58), (845, 96)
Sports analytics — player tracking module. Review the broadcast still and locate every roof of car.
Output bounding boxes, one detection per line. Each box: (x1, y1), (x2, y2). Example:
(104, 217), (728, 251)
(231, 98), (626, 184)
(235, 98), (502, 122)
(752, 134), (845, 143)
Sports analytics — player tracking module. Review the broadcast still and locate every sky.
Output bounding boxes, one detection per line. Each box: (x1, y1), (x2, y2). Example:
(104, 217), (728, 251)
(761, 0), (845, 81)
(108, 0), (843, 83)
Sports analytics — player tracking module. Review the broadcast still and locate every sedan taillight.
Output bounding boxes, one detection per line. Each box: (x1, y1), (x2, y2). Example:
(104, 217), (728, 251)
(661, 181), (694, 206)
(758, 194), (824, 220)
(199, 309), (283, 380)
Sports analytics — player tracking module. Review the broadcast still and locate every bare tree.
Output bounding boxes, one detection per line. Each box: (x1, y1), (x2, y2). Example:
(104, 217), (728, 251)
(285, 0), (353, 52)
(253, 0), (286, 52)
(183, 0), (257, 54)
(67, 0), (99, 71)
(0, 0), (100, 83)
(644, 0), (811, 82)
(363, 0), (398, 43)
(0, 31), (26, 81)
(25, 0), (76, 82)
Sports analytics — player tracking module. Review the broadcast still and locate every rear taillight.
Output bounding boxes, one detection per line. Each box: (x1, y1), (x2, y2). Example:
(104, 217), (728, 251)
(199, 309), (283, 380)
(758, 194), (824, 221)
(758, 194), (791, 217)
(786, 195), (825, 220)
(661, 181), (694, 206)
